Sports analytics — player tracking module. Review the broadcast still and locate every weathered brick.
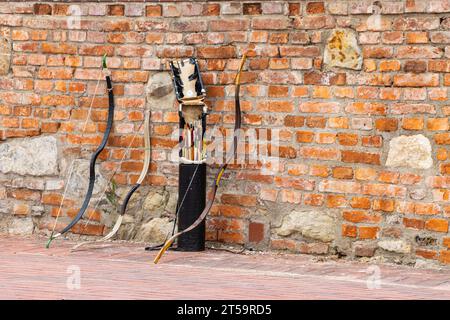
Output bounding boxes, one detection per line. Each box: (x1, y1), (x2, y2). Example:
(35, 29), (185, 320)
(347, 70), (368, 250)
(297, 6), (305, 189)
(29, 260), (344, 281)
(341, 151), (380, 165)
(375, 118), (398, 132)
(243, 3), (262, 15)
(393, 74), (439, 87)
(425, 219), (449, 233)
(342, 224), (357, 238)
(145, 5), (162, 17)
(306, 2), (325, 14)
(288, 3), (301, 16)
(343, 211), (381, 224)
(404, 60), (427, 73)
(358, 227), (379, 240)
(34, 4), (52, 15)
(108, 5), (124, 16)
(332, 167), (353, 179)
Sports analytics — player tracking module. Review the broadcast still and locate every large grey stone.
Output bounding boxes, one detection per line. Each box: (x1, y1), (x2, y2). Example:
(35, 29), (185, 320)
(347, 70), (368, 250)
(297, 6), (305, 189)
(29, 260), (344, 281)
(135, 217), (172, 243)
(8, 218), (34, 235)
(146, 72), (175, 110)
(378, 239), (411, 254)
(385, 134), (432, 169)
(0, 136), (58, 176)
(0, 29), (11, 75)
(66, 159), (108, 198)
(143, 190), (168, 212)
(31, 206), (45, 216)
(324, 29), (362, 70)
(276, 210), (336, 242)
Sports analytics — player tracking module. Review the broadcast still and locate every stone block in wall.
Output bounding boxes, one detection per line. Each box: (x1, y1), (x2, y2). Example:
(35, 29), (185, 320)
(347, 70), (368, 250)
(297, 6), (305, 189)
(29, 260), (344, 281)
(65, 159), (107, 198)
(146, 72), (175, 110)
(385, 134), (433, 169)
(135, 217), (172, 243)
(0, 136), (58, 176)
(8, 218), (34, 235)
(378, 239), (412, 254)
(324, 29), (362, 70)
(276, 210), (336, 242)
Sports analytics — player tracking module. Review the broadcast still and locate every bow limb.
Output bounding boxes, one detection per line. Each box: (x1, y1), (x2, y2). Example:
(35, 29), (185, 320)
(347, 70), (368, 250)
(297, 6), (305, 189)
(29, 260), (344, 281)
(47, 60), (114, 248)
(71, 110), (151, 251)
(154, 53), (247, 264)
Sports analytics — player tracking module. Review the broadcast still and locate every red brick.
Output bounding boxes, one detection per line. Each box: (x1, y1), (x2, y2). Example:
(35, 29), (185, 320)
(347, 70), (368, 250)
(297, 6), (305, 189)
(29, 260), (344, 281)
(253, 17), (290, 30)
(363, 46), (393, 59)
(326, 195), (347, 208)
(350, 197), (371, 209)
(294, 15), (335, 30)
(274, 177), (314, 191)
(243, 3), (262, 15)
(396, 46), (442, 59)
(342, 225), (357, 238)
(210, 19), (249, 31)
(402, 118), (424, 130)
(425, 219), (449, 233)
(299, 101), (340, 113)
(404, 60), (427, 73)
(373, 199), (395, 212)
(319, 180), (361, 194)
(393, 74), (439, 87)
(403, 218), (425, 229)
(248, 222), (264, 243)
(358, 226), (379, 240)
(427, 118), (449, 131)
(203, 4), (220, 16)
(306, 2), (325, 14)
(279, 189), (302, 204)
(341, 150), (380, 165)
(271, 238), (297, 251)
(197, 46), (236, 59)
(53, 4), (68, 16)
(406, 32), (428, 44)
(379, 60), (401, 72)
(362, 184), (406, 198)
(416, 249), (437, 260)
(221, 194), (257, 207)
(288, 3), (301, 16)
(337, 133), (358, 146)
(332, 167), (353, 179)
(108, 5), (124, 16)
(440, 249), (450, 264)
(303, 72), (346, 85)
(303, 194), (324, 206)
(300, 147), (339, 160)
(34, 4), (52, 15)
(375, 118), (398, 132)
(343, 211), (381, 224)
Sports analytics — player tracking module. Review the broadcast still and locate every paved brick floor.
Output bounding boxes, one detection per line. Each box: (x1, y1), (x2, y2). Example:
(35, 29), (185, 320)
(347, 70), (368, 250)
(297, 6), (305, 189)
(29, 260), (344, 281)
(1, 235), (450, 299)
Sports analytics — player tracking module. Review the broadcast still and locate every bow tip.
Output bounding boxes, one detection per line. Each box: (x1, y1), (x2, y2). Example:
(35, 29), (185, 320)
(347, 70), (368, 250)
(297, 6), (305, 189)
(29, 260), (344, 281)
(45, 237), (53, 249)
(102, 54), (108, 69)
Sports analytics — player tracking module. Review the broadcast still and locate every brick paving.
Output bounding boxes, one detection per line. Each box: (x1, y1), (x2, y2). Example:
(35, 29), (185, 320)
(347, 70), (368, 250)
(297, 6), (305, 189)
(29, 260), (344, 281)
(1, 235), (449, 299)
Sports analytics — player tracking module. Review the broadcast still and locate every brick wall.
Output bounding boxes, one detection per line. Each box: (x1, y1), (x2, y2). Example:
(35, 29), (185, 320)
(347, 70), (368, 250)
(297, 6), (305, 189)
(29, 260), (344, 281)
(1, 0), (450, 267)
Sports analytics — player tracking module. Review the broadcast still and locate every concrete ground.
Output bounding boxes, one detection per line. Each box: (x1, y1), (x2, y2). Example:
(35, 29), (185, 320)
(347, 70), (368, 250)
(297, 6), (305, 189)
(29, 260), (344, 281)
(1, 235), (449, 300)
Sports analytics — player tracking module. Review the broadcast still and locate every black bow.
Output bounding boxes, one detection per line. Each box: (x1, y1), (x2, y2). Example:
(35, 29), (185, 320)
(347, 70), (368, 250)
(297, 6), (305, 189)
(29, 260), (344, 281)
(47, 56), (115, 248)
